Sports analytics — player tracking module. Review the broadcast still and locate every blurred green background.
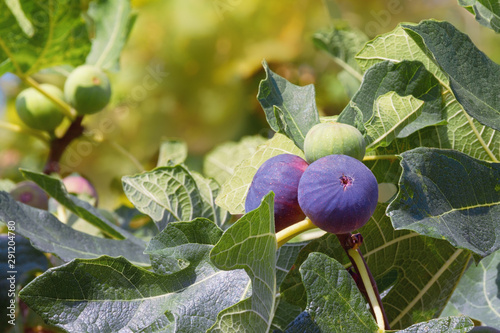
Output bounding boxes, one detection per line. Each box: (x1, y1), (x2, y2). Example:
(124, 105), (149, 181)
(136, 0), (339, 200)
(1, 0), (499, 209)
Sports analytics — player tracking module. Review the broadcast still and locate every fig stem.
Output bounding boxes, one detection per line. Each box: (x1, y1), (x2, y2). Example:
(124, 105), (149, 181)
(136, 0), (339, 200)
(276, 218), (317, 248)
(348, 248), (386, 332)
(362, 154), (398, 161)
(22, 76), (77, 120)
(0, 120), (50, 144)
(43, 116), (85, 174)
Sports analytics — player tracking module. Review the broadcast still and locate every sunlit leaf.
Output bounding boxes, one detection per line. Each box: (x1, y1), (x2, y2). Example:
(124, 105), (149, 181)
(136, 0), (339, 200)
(0, 0), (90, 75)
(216, 133), (304, 214)
(86, 0), (137, 70)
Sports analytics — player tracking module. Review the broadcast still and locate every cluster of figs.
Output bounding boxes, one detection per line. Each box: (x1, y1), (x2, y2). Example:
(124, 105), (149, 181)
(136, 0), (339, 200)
(16, 65), (111, 131)
(245, 122), (379, 235)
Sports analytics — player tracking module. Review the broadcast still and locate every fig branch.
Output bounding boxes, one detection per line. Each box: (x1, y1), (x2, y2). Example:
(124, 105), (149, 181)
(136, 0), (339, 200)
(43, 116), (85, 174)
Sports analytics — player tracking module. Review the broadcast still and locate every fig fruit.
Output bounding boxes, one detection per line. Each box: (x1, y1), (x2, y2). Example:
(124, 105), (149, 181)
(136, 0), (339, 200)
(304, 122), (366, 163)
(15, 84), (65, 131)
(10, 181), (49, 210)
(63, 175), (98, 204)
(298, 154), (378, 234)
(245, 154), (309, 232)
(64, 65), (111, 115)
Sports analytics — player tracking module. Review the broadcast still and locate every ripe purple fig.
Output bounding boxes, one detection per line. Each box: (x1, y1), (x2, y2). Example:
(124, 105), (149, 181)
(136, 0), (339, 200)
(63, 175), (98, 204)
(9, 181), (49, 210)
(304, 122), (366, 163)
(298, 154), (378, 234)
(245, 154), (309, 232)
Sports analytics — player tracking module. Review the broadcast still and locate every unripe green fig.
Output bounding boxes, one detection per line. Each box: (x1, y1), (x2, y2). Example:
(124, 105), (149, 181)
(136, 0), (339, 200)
(10, 181), (49, 210)
(304, 122), (366, 163)
(15, 84), (65, 131)
(64, 65), (111, 115)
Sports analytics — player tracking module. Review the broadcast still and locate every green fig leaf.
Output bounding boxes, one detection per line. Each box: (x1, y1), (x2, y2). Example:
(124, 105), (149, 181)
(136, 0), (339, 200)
(387, 147), (500, 258)
(257, 60), (320, 150)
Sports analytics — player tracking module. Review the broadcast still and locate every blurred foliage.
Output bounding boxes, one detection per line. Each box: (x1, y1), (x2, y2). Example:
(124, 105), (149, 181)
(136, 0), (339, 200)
(1, 0), (500, 209)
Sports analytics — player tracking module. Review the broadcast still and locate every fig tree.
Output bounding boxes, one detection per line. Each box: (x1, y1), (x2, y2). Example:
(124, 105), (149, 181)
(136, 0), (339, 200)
(63, 175), (98, 204)
(298, 154), (378, 234)
(303, 122), (366, 163)
(64, 65), (111, 115)
(245, 154), (309, 232)
(10, 181), (49, 210)
(15, 84), (65, 131)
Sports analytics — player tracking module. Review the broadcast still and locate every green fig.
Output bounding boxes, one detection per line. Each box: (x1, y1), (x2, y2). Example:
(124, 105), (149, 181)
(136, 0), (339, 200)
(15, 84), (65, 131)
(64, 65), (111, 115)
(304, 122), (366, 163)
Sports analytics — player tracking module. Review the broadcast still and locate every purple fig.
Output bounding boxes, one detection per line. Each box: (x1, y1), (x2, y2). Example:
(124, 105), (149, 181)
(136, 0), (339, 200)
(298, 154), (378, 234)
(245, 154), (309, 232)
(62, 175), (98, 204)
(10, 181), (49, 210)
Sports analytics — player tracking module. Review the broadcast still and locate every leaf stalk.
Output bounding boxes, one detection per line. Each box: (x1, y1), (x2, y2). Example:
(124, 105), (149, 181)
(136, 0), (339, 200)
(276, 218), (317, 247)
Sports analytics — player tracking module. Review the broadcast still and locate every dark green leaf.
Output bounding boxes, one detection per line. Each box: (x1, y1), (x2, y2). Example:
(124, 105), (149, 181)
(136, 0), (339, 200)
(0, 0), (90, 76)
(21, 169), (127, 240)
(447, 250), (500, 327)
(403, 20), (500, 132)
(272, 300), (303, 332)
(20, 253), (248, 333)
(257, 60), (320, 150)
(0, 192), (149, 266)
(208, 192), (277, 332)
(458, 0), (500, 33)
(396, 316), (474, 332)
(387, 147), (500, 258)
(0, 234), (48, 332)
(298, 252), (378, 332)
(281, 204), (471, 329)
(86, 0), (137, 71)
(122, 166), (203, 231)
